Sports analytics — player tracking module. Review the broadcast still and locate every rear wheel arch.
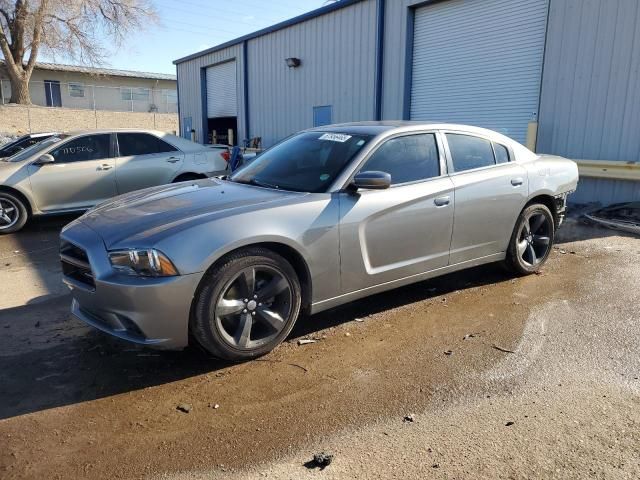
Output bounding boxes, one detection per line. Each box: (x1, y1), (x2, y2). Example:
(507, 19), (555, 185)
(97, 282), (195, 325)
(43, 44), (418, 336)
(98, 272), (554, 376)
(525, 194), (558, 226)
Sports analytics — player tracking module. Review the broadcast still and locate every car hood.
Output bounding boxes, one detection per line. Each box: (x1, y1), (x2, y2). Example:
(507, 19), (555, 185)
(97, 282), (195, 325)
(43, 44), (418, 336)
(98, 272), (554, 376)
(76, 179), (307, 248)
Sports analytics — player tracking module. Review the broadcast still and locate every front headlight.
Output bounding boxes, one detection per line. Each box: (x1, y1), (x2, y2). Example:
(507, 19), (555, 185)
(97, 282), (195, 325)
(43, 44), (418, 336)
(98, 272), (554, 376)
(108, 249), (179, 277)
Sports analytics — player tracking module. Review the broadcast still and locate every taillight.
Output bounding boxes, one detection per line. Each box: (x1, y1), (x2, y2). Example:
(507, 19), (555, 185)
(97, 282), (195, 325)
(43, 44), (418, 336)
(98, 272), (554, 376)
(221, 151), (230, 162)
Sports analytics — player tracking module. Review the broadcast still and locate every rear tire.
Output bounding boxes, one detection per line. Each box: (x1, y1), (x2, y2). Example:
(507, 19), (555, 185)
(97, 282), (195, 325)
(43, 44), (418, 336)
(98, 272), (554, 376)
(505, 203), (555, 275)
(0, 191), (28, 234)
(190, 247), (302, 361)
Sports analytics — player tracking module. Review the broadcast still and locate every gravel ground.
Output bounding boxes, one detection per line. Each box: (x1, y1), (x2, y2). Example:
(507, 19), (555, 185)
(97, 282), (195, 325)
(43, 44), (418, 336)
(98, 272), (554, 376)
(0, 215), (638, 479)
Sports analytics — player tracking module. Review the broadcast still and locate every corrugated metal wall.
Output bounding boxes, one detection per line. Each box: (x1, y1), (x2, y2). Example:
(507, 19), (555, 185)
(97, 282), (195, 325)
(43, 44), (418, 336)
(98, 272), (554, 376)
(176, 44), (245, 144)
(538, 0), (640, 162)
(247, 0), (376, 147)
(537, 0), (640, 204)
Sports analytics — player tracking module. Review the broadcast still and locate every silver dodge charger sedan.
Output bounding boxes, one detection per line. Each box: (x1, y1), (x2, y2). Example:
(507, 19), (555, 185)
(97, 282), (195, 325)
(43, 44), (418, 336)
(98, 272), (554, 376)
(60, 122), (579, 361)
(0, 129), (229, 233)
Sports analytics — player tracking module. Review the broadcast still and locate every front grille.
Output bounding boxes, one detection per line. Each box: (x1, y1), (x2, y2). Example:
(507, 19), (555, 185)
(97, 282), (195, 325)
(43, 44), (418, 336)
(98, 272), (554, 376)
(60, 240), (95, 289)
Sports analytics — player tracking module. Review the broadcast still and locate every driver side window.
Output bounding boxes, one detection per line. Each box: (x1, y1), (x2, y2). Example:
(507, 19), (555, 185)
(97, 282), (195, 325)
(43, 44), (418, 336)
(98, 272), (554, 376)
(360, 133), (440, 185)
(50, 135), (111, 163)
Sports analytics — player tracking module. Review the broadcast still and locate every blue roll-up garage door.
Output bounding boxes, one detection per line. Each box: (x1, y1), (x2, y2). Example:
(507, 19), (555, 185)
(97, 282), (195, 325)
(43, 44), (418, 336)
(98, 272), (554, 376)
(410, 0), (549, 144)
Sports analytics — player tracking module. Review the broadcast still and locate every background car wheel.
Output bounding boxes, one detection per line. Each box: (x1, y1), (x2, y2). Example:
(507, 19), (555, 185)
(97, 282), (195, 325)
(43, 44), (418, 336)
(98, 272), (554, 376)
(0, 191), (28, 234)
(505, 203), (555, 275)
(191, 247), (302, 361)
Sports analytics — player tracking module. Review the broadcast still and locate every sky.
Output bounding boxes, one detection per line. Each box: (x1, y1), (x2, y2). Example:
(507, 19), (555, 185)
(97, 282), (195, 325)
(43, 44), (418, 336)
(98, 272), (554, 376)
(70, 0), (330, 75)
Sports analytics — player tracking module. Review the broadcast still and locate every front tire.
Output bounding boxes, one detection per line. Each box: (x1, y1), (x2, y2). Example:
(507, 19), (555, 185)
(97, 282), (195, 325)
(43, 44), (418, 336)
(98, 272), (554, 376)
(505, 203), (555, 275)
(0, 191), (28, 234)
(191, 247), (302, 361)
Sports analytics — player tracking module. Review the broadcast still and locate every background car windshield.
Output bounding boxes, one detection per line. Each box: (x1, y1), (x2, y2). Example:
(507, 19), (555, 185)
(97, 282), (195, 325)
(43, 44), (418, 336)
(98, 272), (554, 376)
(6, 135), (68, 162)
(231, 131), (373, 193)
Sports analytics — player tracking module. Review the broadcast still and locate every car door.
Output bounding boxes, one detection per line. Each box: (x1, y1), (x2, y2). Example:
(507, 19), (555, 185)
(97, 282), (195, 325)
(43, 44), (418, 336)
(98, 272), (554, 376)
(339, 132), (455, 293)
(27, 133), (117, 212)
(115, 133), (184, 193)
(443, 131), (529, 264)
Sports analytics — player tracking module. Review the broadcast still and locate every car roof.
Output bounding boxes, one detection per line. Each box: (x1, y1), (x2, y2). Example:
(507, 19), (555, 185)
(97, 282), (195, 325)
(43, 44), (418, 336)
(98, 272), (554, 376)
(306, 121), (536, 160)
(63, 128), (172, 137)
(307, 121), (505, 137)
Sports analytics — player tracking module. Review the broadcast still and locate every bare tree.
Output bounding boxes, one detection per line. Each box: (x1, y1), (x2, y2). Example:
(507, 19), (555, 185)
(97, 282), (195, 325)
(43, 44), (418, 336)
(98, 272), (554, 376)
(0, 0), (157, 104)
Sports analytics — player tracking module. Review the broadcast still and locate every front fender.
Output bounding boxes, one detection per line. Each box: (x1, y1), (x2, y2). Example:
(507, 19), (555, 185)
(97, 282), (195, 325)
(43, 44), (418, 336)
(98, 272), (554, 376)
(155, 194), (342, 303)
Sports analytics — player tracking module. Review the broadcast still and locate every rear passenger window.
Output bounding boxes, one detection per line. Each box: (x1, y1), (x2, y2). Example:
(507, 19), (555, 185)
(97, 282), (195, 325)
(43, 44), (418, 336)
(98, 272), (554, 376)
(117, 133), (177, 157)
(51, 135), (111, 163)
(446, 134), (496, 172)
(361, 133), (440, 185)
(493, 143), (510, 164)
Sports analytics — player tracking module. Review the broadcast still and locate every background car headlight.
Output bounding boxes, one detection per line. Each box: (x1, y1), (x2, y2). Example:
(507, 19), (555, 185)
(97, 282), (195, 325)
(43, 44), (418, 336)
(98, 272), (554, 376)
(108, 249), (179, 277)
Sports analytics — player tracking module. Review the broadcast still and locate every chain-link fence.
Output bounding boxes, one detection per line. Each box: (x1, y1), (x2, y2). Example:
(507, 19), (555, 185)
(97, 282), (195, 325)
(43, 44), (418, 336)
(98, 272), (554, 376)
(0, 79), (178, 114)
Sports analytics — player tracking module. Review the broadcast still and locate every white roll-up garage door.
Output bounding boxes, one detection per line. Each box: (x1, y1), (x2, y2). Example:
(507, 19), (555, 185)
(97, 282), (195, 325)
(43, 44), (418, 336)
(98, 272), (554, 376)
(410, 0), (549, 143)
(206, 61), (237, 118)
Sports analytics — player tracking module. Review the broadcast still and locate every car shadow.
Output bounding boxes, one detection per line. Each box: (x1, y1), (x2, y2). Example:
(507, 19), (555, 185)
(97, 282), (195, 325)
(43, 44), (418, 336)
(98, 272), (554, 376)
(0, 260), (513, 420)
(0, 213), (629, 420)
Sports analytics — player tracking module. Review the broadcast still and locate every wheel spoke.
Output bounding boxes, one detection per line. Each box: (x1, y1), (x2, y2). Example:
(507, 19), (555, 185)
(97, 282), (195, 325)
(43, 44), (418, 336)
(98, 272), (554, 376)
(523, 218), (531, 235)
(3, 207), (14, 214)
(526, 244), (537, 265)
(256, 307), (285, 331)
(530, 214), (545, 234)
(0, 214), (11, 225)
(257, 275), (289, 301)
(238, 268), (256, 297)
(234, 313), (253, 347)
(216, 298), (245, 317)
(517, 239), (528, 256)
(533, 235), (550, 246)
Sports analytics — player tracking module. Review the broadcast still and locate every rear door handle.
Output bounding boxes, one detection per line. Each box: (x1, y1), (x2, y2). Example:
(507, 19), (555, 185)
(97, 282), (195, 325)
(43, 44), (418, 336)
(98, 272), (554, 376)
(434, 196), (451, 207)
(511, 177), (524, 186)
(167, 157), (181, 163)
(98, 164), (113, 171)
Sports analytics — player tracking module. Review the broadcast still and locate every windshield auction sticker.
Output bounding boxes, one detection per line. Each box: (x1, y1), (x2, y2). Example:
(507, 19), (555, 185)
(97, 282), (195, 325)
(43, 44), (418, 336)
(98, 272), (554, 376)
(319, 133), (352, 143)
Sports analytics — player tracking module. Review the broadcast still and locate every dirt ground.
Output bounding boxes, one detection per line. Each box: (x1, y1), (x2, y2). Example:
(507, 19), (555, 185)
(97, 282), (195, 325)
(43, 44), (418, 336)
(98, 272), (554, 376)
(0, 215), (638, 479)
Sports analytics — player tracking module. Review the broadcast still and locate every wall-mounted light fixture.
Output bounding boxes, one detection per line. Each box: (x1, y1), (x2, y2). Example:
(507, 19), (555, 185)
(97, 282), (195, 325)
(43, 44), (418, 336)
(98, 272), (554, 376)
(285, 57), (301, 68)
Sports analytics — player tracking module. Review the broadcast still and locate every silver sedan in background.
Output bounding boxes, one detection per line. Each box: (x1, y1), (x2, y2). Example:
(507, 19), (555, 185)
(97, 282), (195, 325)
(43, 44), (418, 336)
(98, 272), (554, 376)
(0, 129), (229, 233)
(60, 122), (579, 361)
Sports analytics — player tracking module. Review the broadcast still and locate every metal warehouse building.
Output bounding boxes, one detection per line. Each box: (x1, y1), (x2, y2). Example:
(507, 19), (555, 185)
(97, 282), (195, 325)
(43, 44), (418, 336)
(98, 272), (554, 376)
(174, 0), (640, 204)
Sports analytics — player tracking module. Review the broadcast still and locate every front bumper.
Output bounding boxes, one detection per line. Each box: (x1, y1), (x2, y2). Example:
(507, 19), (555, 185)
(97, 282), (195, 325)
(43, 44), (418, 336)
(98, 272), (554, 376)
(61, 221), (202, 350)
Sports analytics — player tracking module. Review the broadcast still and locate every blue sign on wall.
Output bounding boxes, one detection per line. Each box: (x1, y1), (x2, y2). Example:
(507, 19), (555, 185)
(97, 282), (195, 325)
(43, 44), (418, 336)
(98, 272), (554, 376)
(313, 105), (333, 127)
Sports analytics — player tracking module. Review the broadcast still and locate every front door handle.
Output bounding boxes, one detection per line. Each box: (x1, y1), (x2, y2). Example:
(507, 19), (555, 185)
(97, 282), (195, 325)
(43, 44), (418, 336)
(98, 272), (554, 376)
(98, 164), (113, 171)
(434, 196), (451, 207)
(511, 177), (524, 186)
(166, 157), (181, 163)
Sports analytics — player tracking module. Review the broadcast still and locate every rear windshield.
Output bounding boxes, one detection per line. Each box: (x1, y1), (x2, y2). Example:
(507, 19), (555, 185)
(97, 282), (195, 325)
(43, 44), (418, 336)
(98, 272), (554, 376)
(231, 131), (373, 193)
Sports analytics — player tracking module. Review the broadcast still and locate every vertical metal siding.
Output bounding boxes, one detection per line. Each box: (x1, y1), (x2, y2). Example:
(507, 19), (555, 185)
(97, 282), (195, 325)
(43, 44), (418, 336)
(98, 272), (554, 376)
(381, 0), (420, 120)
(409, 0), (548, 144)
(570, 177), (640, 205)
(538, 0), (640, 163)
(176, 44), (245, 144)
(247, 0), (377, 147)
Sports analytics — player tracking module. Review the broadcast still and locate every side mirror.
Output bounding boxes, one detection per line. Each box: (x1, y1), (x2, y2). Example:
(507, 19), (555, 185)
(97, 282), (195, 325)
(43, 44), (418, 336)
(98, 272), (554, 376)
(352, 171), (391, 190)
(34, 154), (54, 166)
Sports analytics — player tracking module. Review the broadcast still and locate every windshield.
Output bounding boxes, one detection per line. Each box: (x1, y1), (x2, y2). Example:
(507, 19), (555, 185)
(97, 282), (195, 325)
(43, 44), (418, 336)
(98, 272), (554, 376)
(230, 131), (373, 193)
(5, 135), (68, 162)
